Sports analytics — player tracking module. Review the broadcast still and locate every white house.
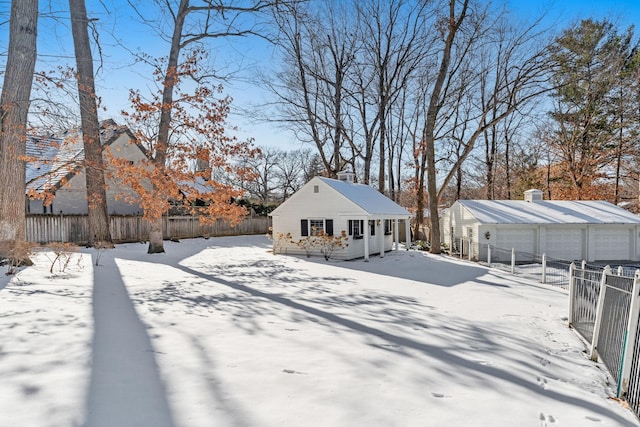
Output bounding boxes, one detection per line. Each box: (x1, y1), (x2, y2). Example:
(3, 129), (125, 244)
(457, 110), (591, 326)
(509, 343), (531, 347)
(26, 120), (147, 215)
(442, 189), (640, 262)
(269, 171), (411, 260)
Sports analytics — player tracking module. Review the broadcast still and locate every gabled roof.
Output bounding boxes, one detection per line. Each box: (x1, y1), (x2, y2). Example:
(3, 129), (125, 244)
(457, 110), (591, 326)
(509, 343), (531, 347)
(271, 176), (410, 217)
(458, 199), (640, 225)
(26, 120), (142, 194)
(318, 177), (410, 216)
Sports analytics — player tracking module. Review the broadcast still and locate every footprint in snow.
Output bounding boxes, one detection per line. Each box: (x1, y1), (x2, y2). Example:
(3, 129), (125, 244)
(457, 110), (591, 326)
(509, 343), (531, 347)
(431, 393), (451, 398)
(536, 376), (548, 390)
(539, 412), (557, 425)
(539, 357), (551, 366)
(282, 369), (308, 375)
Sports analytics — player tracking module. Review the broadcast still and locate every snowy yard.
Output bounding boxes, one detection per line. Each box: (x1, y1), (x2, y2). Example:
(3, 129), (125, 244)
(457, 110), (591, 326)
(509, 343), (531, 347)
(1, 235), (638, 427)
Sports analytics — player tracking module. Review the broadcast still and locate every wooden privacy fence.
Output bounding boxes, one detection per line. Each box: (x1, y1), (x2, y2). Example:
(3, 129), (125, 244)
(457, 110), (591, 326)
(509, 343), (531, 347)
(25, 214), (270, 245)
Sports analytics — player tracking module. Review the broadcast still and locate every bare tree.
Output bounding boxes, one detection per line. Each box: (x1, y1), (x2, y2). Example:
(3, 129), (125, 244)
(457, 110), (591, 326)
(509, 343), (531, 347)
(127, 0), (290, 254)
(69, 0), (113, 247)
(414, 0), (469, 252)
(356, 0), (429, 194)
(0, 0), (38, 260)
(270, 0), (358, 178)
(415, 2), (552, 252)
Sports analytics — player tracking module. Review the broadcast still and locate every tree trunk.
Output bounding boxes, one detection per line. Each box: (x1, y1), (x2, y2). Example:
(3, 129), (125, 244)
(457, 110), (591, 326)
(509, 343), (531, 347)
(147, 0), (188, 253)
(0, 0), (38, 252)
(421, 0), (468, 254)
(147, 217), (164, 254)
(69, 0), (113, 248)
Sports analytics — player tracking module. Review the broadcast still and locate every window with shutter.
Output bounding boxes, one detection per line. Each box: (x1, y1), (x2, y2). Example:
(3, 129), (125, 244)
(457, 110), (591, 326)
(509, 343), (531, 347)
(384, 220), (392, 235)
(348, 219), (364, 239)
(309, 219), (324, 235)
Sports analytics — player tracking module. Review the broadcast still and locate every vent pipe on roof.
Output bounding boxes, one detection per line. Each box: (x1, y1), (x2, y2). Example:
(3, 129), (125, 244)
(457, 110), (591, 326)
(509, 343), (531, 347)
(337, 170), (355, 184)
(524, 189), (543, 203)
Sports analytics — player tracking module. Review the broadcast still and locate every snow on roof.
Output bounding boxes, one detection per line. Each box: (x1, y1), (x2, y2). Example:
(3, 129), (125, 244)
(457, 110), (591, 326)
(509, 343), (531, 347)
(25, 133), (83, 193)
(459, 199), (640, 225)
(25, 121), (134, 193)
(318, 176), (410, 217)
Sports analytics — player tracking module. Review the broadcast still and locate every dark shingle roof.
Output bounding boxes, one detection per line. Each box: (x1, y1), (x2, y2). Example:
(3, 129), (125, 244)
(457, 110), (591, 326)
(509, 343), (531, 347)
(25, 120), (135, 194)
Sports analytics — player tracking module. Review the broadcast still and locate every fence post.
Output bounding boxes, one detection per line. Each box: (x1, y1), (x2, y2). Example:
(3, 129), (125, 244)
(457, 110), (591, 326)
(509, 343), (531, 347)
(541, 253), (547, 284)
(568, 262), (576, 325)
(616, 270), (640, 398)
(487, 244), (492, 265)
(590, 265), (611, 362)
(618, 266), (624, 276)
(510, 248), (515, 274)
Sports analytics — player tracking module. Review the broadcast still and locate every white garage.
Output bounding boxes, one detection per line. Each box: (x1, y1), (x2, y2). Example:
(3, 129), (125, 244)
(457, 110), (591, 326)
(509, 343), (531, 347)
(496, 228), (536, 255)
(592, 227), (633, 261)
(546, 228), (584, 261)
(442, 189), (640, 262)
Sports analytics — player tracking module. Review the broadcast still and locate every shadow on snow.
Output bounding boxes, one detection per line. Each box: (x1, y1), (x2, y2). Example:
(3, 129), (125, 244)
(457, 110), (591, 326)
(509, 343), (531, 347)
(82, 251), (176, 427)
(109, 236), (633, 426)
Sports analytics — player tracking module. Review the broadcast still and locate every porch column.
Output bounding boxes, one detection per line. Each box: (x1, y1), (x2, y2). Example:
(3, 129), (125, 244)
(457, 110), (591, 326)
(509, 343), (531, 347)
(363, 216), (370, 261)
(379, 219), (385, 258)
(405, 218), (411, 250)
(394, 219), (399, 251)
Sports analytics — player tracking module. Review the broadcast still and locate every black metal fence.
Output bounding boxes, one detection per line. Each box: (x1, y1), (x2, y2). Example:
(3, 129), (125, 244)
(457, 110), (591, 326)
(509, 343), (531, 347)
(449, 236), (640, 418)
(594, 273), (634, 384)
(570, 265), (603, 343)
(628, 322), (640, 417)
(569, 265), (640, 418)
(448, 238), (574, 288)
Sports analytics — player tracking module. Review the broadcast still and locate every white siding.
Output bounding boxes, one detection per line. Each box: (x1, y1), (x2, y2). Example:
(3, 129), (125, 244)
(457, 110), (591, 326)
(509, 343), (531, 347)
(270, 178), (399, 260)
(448, 200), (640, 262)
(30, 133), (146, 215)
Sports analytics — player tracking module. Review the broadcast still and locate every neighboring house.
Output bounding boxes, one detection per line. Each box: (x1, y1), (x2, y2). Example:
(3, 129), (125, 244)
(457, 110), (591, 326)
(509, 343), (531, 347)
(269, 171), (411, 260)
(442, 189), (640, 262)
(26, 120), (147, 215)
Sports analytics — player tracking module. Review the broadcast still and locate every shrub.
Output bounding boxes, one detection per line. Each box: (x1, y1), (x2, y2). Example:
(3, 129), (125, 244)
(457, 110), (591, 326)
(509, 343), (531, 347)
(314, 230), (349, 260)
(266, 227), (294, 255)
(0, 240), (34, 275)
(44, 242), (81, 274)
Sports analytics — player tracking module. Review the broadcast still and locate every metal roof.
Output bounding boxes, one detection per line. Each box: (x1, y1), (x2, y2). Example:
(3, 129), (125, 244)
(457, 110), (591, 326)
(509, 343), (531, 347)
(317, 177), (410, 217)
(458, 199), (640, 225)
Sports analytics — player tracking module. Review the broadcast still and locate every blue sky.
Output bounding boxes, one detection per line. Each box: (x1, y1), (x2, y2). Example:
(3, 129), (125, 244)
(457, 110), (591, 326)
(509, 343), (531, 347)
(1, 0), (640, 149)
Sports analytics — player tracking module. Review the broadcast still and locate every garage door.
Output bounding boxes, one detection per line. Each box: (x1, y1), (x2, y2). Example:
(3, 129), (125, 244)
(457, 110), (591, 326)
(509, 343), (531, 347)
(546, 228), (584, 261)
(593, 228), (631, 261)
(496, 228), (536, 254)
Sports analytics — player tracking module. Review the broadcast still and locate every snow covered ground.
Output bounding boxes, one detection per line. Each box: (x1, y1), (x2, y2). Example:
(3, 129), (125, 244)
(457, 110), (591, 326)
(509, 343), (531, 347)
(1, 235), (638, 427)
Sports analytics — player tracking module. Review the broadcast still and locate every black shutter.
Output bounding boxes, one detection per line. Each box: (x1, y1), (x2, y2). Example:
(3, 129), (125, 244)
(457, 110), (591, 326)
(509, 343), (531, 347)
(301, 219), (308, 236)
(348, 220), (353, 236)
(370, 220), (375, 236)
(326, 219), (333, 236)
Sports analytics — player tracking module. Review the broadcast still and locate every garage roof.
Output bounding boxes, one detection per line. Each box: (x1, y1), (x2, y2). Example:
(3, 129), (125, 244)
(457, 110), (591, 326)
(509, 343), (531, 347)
(459, 200), (640, 225)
